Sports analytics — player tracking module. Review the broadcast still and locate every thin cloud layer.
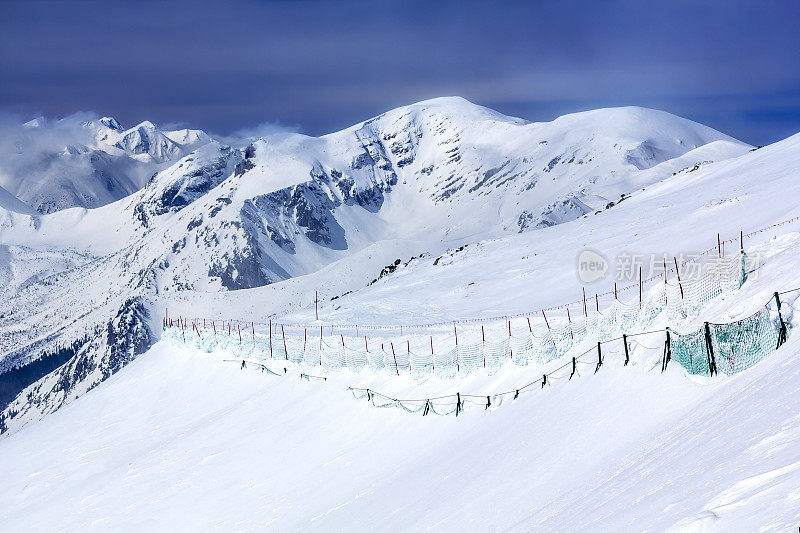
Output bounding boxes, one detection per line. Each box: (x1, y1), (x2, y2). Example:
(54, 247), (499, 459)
(1, 1), (799, 144)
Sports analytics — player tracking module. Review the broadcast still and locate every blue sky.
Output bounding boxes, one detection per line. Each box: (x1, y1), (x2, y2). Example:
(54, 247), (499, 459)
(1, 0), (798, 144)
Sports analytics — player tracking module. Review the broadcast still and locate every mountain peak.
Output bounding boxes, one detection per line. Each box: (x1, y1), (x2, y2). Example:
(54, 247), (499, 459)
(23, 117), (45, 129)
(99, 117), (124, 131)
(546, 106), (742, 144)
(346, 96), (527, 135)
(132, 120), (157, 131)
(407, 95), (476, 109)
(408, 96), (526, 121)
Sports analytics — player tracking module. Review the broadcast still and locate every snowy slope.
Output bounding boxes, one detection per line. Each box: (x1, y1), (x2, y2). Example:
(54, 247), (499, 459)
(0, 248), (798, 530)
(0, 184), (35, 215)
(161, 133), (798, 329)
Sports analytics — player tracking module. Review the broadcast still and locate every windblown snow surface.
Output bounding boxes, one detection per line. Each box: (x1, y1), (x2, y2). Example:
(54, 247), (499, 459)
(1, 99), (800, 531)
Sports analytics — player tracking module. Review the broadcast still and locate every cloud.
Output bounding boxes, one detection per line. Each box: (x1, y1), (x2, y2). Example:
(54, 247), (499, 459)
(0, 111), (101, 153)
(1, 1), (798, 144)
(0, 111), (103, 198)
(214, 121), (302, 147)
(230, 121), (300, 138)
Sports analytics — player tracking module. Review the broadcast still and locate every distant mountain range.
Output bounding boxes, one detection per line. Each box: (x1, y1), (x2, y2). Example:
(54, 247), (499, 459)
(0, 116), (210, 213)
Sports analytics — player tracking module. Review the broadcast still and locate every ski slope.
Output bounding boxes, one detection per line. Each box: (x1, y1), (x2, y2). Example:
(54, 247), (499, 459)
(0, 278), (798, 531)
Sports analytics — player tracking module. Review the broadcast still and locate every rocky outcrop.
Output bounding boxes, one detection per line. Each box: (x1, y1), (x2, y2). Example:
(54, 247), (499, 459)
(0, 297), (152, 436)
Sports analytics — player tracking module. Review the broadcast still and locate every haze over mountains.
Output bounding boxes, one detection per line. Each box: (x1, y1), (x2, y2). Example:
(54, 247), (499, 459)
(0, 97), (768, 432)
(0, 114), (210, 213)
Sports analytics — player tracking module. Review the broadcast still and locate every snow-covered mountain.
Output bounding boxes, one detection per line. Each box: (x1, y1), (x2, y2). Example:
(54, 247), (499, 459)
(1, 97), (799, 529)
(3, 98), (749, 285)
(0, 115), (211, 213)
(0, 98), (757, 432)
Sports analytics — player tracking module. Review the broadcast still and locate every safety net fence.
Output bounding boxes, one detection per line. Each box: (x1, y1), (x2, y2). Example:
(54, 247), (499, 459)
(164, 251), (751, 380)
(668, 292), (790, 376)
(347, 290), (793, 416)
(161, 218), (800, 415)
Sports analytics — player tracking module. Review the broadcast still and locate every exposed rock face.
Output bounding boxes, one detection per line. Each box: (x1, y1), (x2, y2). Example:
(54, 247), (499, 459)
(517, 196), (593, 231)
(207, 225), (275, 290)
(292, 179), (346, 249)
(99, 117), (124, 131)
(0, 298), (152, 435)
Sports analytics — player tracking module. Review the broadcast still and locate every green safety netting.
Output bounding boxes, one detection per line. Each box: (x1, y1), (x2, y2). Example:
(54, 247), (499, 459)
(167, 299), (791, 419)
(668, 328), (712, 375)
(709, 306), (780, 375)
(668, 299), (783, 376)
(351, 296), (787, 417)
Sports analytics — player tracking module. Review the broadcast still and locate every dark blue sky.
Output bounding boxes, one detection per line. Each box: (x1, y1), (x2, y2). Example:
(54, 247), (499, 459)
(1, 0), (798, 144)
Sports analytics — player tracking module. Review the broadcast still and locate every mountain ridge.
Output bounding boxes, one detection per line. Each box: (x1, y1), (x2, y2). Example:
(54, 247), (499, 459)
(0, 115), (212, 214)
(0, 98), (758, 433)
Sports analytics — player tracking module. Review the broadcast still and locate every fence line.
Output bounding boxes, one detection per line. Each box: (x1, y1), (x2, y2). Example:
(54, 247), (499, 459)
(348, 289), (795, 416)
(165, 249), (767, 381)
(160, 214), (800, 416)
(222, 288), (790, 417)
(168, 213), (800, 333)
